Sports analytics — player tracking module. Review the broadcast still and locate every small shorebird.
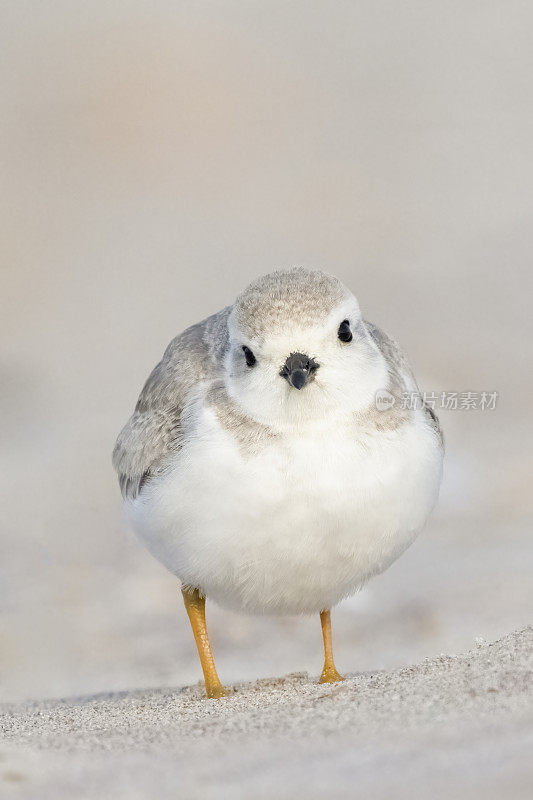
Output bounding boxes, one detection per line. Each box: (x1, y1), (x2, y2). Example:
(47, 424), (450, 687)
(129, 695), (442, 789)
(113, 268), (443, 698)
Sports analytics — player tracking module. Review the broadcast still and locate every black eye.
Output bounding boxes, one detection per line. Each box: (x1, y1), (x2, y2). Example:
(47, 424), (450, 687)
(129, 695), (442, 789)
(242, 345), (256, 367)
(338, 319), (352, 343)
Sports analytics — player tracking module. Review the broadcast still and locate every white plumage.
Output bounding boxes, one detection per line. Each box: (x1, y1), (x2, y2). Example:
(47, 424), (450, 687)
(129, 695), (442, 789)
(129, 405), (441, 614)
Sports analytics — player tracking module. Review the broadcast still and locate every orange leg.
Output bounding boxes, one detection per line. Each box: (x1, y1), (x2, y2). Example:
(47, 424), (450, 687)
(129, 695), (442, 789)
(319, 609), (345, 684)
(182, 587), (228, 699)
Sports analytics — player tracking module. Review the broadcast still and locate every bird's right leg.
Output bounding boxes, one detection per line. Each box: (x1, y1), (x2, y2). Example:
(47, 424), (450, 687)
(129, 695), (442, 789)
(319, 609), (344, 684)
(181, 587), (228, 699)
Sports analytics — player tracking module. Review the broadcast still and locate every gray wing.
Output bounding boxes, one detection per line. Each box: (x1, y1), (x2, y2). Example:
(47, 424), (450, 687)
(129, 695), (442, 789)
(365, 320), (418, 394)
(112, 306), (231, 499)
(365, 319), (443, 444)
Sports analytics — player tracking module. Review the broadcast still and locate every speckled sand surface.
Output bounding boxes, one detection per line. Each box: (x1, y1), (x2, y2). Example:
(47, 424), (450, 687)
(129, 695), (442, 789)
(1, 627), (531, 799)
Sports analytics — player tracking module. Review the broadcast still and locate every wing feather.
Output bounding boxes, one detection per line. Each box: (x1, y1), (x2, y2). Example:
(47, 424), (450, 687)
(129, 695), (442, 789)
(112, 307), (230, 499)
(365, 319), (443, 444)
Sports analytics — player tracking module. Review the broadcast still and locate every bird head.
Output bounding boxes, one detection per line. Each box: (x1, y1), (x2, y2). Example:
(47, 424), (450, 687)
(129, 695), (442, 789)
(225, 268), (388, 428)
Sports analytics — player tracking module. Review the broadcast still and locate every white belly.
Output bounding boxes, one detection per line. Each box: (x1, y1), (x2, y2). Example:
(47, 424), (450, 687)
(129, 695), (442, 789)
(127, 409), (443, 614)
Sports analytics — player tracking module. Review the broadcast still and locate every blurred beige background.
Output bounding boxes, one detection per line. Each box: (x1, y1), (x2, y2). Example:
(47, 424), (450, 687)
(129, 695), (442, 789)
(1, 1), (531, 703)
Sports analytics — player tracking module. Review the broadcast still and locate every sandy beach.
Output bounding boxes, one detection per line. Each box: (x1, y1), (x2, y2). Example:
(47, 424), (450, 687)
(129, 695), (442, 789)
(1, 627), (531, 799)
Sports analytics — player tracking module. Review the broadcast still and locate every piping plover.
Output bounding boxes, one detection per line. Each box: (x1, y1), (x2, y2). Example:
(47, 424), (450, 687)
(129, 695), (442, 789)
(113, 268), (443, 697)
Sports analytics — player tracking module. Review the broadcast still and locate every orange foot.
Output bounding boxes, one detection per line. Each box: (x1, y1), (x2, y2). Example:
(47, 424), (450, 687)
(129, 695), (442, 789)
(319, 666), (345, 684)
(205, 681), (230, 699)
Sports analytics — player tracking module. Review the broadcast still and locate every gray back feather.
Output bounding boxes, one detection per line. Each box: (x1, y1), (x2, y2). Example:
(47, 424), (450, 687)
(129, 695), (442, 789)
(112, 307), (230, 498)
(365, 320), (443, 444)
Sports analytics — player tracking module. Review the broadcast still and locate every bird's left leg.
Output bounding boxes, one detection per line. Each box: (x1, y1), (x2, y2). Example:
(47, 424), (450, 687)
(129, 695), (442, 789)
(319, 609), (345, 684)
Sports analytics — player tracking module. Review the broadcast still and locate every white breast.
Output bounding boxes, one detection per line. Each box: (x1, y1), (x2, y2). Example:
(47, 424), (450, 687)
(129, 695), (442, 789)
(127, 407), (443, 615)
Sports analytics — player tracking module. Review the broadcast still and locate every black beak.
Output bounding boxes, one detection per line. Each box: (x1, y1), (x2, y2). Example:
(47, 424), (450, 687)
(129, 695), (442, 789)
(280, 352), (319, 390)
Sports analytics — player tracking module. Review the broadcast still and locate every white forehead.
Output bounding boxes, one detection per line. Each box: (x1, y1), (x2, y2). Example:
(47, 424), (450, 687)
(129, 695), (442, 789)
(230, 268), (358, 344)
